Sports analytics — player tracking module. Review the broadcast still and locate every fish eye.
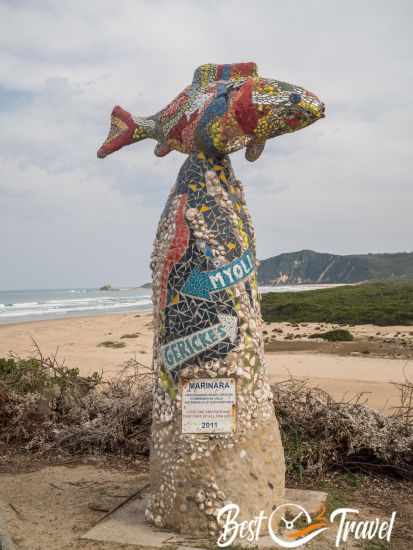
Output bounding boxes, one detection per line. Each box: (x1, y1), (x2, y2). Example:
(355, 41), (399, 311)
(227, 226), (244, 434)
(289, 92), (301, 104)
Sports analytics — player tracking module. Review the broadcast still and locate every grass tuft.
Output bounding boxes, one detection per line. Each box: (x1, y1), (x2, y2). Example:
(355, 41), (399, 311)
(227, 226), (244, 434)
(97, 340), (126, 349)
(309, 329), (354, 341)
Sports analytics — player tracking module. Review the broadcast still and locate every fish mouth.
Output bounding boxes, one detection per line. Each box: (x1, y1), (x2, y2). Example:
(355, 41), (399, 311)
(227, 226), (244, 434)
(97, 106), (137, 159)
(303, 101), (325, 119)
(296, 97), (325, 121)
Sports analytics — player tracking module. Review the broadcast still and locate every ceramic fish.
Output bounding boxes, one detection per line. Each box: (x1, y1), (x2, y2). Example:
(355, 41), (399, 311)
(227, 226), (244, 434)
(97, 62), (324, 162)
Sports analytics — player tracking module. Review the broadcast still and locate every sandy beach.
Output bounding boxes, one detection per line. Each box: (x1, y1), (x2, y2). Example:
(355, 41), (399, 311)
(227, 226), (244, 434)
(1, 312), (411, 413)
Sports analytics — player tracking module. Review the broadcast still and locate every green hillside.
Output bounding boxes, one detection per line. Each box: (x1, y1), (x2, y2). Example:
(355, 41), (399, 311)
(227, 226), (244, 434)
(261, 280), (413, 325)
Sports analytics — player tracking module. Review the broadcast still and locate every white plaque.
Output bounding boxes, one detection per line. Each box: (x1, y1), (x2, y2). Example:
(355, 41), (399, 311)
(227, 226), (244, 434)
(181, 378), (236, 434)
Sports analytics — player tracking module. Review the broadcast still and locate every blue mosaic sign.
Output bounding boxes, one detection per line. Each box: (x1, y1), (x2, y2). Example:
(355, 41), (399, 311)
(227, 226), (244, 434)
(161, 314), (237, 371)
(181, 249), (254, 300)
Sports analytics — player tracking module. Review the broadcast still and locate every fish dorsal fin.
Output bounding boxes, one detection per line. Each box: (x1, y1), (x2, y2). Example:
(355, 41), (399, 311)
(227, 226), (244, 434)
(192, 62), (258, 90)
(154, 142), (171, 157)
(245, 140), (266, 162)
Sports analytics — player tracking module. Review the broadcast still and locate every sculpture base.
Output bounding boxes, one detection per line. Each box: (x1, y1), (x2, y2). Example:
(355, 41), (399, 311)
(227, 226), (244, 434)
(148, 413), (285, 535)
(82, 487), (327, 548)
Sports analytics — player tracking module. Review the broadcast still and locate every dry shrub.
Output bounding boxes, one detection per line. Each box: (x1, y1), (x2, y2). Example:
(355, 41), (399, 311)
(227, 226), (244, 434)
(0, 349), (153, 457)
(272, 376), (413, 480)
(1, 348), (413, 481)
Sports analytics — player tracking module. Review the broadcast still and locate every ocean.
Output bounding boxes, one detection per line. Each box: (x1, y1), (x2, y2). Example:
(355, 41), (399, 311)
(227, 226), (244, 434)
(0, 284), (337, 325)
(0, 287), (152, 325)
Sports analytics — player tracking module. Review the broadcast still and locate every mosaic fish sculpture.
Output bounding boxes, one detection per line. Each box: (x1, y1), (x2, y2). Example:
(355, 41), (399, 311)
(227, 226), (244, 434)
(98, 62), (324, 537)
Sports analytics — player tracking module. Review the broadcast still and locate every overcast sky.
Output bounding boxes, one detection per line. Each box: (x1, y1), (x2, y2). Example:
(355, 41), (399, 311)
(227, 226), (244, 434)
(1, 1), (412, 290)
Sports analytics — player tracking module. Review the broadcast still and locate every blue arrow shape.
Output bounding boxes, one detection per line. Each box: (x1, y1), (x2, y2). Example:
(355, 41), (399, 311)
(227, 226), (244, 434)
(181, 249), (254, 300)
(161, 314), (237, 371)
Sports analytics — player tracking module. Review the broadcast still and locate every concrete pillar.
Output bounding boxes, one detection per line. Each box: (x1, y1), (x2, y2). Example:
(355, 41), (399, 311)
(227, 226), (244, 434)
(145, 151), (285, 537)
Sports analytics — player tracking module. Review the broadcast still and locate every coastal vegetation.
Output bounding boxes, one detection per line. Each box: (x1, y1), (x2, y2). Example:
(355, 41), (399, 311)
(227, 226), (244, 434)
(261, 280), (413, 326)
(97, 340), (126, 349)
(309, 328), (354, 341)
(0, 355), (91, 395)
(1, 351), (412, 482)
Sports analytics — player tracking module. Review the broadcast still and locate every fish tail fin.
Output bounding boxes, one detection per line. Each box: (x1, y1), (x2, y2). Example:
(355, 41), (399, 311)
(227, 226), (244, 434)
(97, 105), (153, 158)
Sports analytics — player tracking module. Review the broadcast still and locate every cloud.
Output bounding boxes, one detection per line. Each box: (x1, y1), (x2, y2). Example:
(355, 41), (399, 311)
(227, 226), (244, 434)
(1, 0), (412, 288)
